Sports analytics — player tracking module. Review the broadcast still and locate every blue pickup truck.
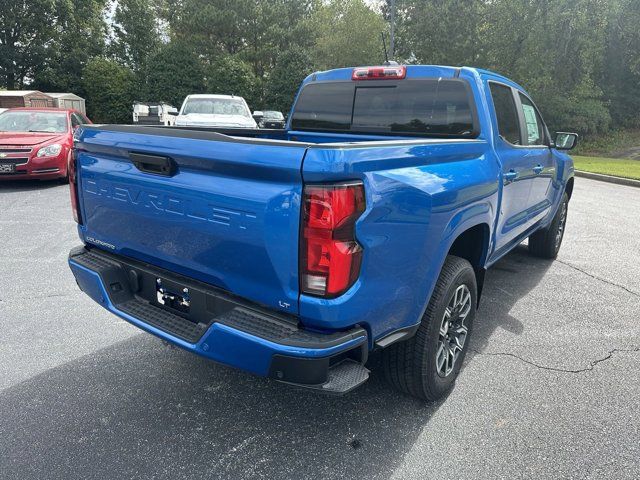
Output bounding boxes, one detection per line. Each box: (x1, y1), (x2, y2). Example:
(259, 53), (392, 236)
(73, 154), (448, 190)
(68, 65), (576, 400)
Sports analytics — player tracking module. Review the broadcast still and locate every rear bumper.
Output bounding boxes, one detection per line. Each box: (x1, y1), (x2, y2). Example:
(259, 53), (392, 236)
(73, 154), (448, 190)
(68, 246), (369, 392)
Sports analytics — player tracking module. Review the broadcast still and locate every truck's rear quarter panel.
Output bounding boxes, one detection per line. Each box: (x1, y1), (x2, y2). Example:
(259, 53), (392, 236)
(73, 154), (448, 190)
(300, 139), (499, 341)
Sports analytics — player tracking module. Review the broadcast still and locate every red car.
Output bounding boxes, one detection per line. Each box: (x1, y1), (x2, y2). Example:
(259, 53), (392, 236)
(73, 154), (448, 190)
(0, 107), (91, 181)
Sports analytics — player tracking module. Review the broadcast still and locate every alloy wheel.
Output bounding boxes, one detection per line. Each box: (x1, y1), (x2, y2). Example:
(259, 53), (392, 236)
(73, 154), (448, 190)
(436, 284), (471, 377)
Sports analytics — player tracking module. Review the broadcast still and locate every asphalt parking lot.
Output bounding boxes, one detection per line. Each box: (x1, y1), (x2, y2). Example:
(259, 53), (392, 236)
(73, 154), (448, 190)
(0, 178), (638, 480)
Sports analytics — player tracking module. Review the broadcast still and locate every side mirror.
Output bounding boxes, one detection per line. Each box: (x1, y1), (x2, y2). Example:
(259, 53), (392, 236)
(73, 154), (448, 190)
(554, 132), (578, 150)
(167, 111), (179, 116)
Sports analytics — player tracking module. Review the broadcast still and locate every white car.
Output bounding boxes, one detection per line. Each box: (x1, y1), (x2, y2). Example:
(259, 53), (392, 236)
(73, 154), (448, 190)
(0, 108), (7, 115)
(175, 94), (257, 128)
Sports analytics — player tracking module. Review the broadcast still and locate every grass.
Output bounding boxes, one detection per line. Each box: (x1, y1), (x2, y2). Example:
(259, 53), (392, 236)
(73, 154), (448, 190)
(573, 155), (640, 180)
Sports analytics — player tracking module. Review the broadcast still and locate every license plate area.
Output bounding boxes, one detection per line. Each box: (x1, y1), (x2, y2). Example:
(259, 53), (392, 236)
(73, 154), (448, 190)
(156, 277), (191, 314)
(0, 163), (15, 173)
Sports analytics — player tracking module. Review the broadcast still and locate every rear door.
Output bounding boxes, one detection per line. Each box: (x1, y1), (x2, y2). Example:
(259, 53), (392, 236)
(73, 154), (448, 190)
(488, 81), (534, 252)
(76, 126), (308, 315)
(514, 92), (556, 222)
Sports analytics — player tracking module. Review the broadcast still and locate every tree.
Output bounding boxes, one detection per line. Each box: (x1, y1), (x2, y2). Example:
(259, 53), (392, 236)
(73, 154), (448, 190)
(264, 48), (313, 113)
(482, 0), (610, 134)
(602, 0), (640, 128)
(0, 0), (58, 88)
(205, 56), (259, 109)
(310, 0), (386, 70)
(157, 0), (316, 79)
(144, 41), (205, 107)
(387, 0), (484, 65)
(112, 0), (161, 72)
(161, 0), (255, 57)
(82, 58), (137, 123)
(32, 0), (108, 95)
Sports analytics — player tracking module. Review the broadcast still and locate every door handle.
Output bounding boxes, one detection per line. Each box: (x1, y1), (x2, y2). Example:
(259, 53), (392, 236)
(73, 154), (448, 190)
(533, 164), (544, 174)
(504, 170), (517, 183)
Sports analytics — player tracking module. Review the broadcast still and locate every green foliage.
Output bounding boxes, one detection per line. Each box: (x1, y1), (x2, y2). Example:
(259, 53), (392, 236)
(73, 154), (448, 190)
(310, 0), (386, 70)
(575, 129), (640, 157)
(391, 0), (483, 65)
(31, 0), (108, 96)
(205, 56), (259, 109)
(112, 0), (161, 72)
(143, 42), (205, 107)
(264, 48), (313, 113)
(0, 0), (59, 89)
(601, 0), (640, 128)
(82, 58), (137, 123)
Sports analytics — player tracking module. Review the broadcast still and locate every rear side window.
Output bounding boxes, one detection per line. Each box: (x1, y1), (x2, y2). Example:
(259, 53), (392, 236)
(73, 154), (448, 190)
(291, 79), (476, 137)
(518, 93), (545, 146)
(489, 83), (521, 145)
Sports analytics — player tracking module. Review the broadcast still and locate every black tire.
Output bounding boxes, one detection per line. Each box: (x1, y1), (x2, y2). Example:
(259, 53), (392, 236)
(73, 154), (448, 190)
(382, 255), (477, 401)
(528, 192), (569, 259)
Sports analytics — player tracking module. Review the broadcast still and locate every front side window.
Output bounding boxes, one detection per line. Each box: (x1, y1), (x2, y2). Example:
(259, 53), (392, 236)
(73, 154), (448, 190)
(518, 93), (545, 146)
(489, 83), (521, 145)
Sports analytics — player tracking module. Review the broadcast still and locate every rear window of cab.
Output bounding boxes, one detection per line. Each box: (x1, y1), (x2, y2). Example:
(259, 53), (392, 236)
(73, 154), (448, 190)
(291, 78), (477, 138)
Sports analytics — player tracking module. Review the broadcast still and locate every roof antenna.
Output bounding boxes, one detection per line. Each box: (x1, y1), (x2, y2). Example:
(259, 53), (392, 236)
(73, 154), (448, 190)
(381, 32), (398, 66)
(381, 32), (389, 64)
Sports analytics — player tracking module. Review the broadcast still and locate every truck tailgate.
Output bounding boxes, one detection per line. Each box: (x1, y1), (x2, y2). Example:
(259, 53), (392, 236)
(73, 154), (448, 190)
(75, 126), (307, 314)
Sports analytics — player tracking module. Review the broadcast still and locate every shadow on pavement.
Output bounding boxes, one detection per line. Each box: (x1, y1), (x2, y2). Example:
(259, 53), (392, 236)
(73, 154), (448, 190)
(0, 336), (441, 480)
(0, 179), (63, 193)
(469, 244), (553, 355)
(0, 245), (551, 480)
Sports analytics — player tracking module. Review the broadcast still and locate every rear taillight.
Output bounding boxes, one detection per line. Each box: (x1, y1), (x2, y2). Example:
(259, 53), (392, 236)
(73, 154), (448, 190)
(68, 148), (82, 224)
(301, 182), (365, 298)
(352, 65), (406, 80)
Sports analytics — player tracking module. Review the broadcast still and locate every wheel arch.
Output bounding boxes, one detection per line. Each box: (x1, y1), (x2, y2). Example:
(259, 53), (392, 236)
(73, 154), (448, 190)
(447, 222), (491, 304)
(565, 176), (574, 200)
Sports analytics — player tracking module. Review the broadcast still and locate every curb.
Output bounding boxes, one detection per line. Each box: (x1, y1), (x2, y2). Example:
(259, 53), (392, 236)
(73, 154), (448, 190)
(575, 170), (640, 188)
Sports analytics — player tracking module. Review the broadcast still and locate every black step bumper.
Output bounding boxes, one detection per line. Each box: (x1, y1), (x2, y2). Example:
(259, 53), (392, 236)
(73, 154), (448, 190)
(68, 246), (369, 393)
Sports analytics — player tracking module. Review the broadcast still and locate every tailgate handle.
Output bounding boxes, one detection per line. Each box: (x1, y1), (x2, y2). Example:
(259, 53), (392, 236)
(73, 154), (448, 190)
(130, 152), (176, 176)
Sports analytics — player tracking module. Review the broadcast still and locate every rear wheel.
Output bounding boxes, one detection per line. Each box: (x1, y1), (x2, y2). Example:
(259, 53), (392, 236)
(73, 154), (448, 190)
(528, 192), (569, 259)
(383, 255), (477, 401)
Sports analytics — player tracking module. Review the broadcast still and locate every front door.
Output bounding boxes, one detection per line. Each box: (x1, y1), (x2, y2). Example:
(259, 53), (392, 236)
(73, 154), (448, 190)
(515, 92), (557, 223)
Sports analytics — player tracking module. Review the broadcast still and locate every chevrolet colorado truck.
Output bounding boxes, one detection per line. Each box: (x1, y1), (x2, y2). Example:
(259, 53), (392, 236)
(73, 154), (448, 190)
(67, 65), (577, 401)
